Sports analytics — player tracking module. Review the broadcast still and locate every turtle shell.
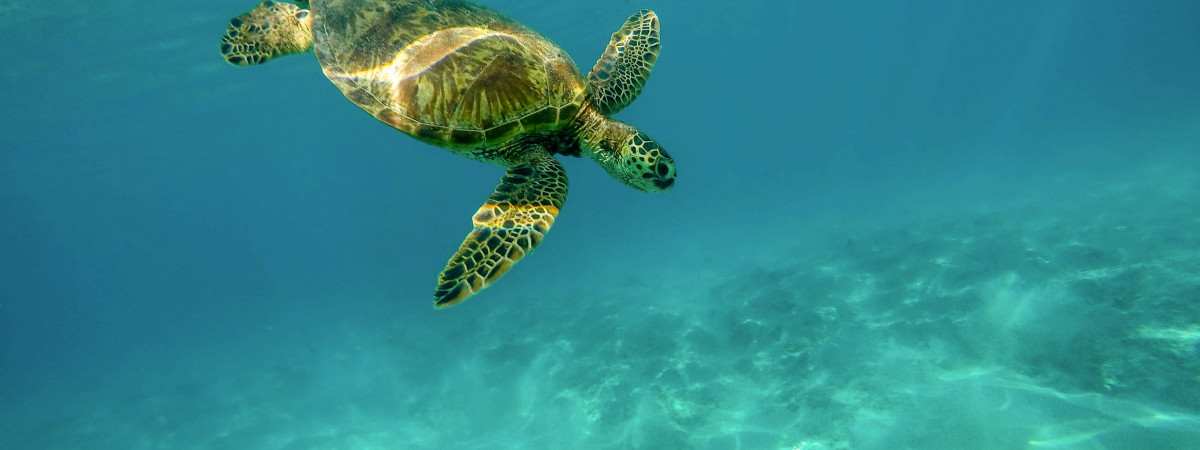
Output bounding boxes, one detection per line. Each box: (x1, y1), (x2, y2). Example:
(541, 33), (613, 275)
(312, 0), (589, 151)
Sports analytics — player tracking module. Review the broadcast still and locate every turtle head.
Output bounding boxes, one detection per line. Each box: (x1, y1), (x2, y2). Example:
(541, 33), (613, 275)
(577, 102), (675, 192)
(586, 119), (675, 193)
(613, 129), (676, 193)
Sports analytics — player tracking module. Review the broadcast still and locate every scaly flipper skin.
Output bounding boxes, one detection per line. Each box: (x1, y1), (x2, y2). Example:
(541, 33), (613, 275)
(434, 149), (568, 308)
(220, 1), (314, 66)
(588, 10), (661, 115)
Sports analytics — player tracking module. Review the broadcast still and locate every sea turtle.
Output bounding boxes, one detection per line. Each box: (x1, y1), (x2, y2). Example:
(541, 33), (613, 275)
(219, 0), (675, 308)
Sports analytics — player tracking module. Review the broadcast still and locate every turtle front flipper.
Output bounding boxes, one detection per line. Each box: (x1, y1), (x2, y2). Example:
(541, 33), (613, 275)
(587, 10), (661, 115)
(434, 150), (568, 308)
(219, 1), (314, 66)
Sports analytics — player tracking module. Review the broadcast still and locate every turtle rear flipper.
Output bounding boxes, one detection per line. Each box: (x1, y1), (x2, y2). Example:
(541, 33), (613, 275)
(588, 10), (661, 115)
(220, 1), (314, 66)
(434, 150), (568, 308)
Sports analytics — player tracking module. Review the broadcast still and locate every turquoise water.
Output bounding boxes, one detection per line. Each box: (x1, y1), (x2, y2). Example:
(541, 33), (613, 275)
(2, 0), (1200, 448)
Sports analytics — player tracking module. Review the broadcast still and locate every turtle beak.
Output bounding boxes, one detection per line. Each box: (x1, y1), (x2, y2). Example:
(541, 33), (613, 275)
(632, 139), (673, 192)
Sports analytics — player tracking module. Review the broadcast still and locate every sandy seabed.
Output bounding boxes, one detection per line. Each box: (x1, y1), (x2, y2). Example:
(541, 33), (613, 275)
(3, 154), (1200, 450)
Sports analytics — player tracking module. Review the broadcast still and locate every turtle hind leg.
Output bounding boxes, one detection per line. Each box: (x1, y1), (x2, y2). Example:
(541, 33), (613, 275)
(588, 10), (661, 115)
(433, 150), (568, 308)
(219, 1), (314, 66)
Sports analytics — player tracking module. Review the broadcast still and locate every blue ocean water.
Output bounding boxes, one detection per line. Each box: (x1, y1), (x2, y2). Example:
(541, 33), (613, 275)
(2, 0), (1199, 448)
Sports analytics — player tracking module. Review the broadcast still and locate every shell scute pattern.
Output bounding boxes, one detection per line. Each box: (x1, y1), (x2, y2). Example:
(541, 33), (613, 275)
(315, 0), (587, 155)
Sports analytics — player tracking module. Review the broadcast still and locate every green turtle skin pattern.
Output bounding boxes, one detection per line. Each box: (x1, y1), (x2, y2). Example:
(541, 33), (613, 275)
(433, 147), (567, 307)
(219, 0), (676, 308)
(220, 1), (314, 66)
(588, 10), (660, 116)
(313, 0), (589, 161)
